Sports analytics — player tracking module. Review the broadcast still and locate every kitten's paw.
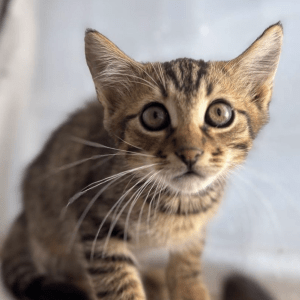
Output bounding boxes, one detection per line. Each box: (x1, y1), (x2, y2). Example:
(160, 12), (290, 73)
(24, 276), (89, 300)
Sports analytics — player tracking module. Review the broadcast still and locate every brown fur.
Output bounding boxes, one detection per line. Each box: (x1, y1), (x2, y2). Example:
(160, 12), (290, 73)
(1, 23), (282, 300)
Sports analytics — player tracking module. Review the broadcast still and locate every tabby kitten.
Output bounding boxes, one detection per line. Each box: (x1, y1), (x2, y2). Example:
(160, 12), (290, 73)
(1, 23), (282, 300)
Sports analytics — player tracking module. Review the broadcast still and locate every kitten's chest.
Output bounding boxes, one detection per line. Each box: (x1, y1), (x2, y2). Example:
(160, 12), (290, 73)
(129, 210), (214, 251)
(122, 190), (222, 250)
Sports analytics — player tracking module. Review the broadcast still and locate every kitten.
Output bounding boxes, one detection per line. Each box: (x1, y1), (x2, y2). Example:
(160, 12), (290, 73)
(1, 22), (282, 300)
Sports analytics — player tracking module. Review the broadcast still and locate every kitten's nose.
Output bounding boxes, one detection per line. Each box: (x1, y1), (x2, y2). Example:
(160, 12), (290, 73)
(175, 148), (204, 168)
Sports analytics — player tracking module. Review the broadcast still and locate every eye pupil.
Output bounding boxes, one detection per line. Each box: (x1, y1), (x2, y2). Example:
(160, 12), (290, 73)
(217, 108), (222, 116)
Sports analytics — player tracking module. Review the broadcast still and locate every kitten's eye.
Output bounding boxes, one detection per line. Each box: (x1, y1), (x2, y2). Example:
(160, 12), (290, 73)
(205, 100), (234, 128)
(140, 102), (170, 131)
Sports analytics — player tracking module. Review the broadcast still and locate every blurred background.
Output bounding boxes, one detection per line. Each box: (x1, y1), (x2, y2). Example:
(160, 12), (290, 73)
(0, 0), (299, 299)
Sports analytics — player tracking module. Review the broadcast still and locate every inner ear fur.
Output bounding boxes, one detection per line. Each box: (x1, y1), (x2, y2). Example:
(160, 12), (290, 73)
(229, 22), (283, 98)
(85, 29), (143, 109)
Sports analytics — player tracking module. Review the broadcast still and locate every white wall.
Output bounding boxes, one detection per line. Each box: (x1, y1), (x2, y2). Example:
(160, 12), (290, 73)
(1, 0), (300, 299)
(0, 0), (37, 235)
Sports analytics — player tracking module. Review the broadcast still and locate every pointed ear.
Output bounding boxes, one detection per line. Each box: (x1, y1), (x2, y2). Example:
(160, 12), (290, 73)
(85, 29), (142, 109)
(230, 22), (283, 95)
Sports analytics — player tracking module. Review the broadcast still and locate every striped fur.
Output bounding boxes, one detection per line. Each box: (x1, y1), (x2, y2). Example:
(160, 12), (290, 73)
(1, 23), (282, 300)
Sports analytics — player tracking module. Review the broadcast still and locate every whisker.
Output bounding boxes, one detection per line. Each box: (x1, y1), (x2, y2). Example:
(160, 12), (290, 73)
(109, 174), (140, 222)
(90, 155), (114, 170)
(124, 171), (156, 242)
(70, 136), (155, 157)
(147, 175), (164, 234)
(101, 172), (153, 255)
(166, 190), (179, 215)
(153, 175), (167, 219)
(66, 164), (159, 209)
(136, 171), (161, 243)
(244, 166), (300, 216)
(90, 165), (160, 260)
(49, 154), (118, 175)
(64, 171), (130, 210)
(234, 174), (285, 246)
(120, 173), (137, 197)
(82, 164), (156, 194)
(113, 134), (144, 151)
(67, 175), (126, 252)
(109, 175), (142, 222)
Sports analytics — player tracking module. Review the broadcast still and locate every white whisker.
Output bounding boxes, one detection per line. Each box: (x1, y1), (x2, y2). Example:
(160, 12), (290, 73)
(154, 175), (167, 219)
(67, 175), (125, 252)
(90, 155), (114, 170)
(147, 175), (164, 234)
(124, 171), (156, 242)
(71, 136), (154, 157)
(90, 164), (160, 260)
(101, 172), (153, 256)
(66, 164), (158, 209)
(245, 166), (300, 216)
(234, 174), (285, 246)
(50, 154), (117, 174)
(136, 171), (161, 243)
(113, 134), (144, 151)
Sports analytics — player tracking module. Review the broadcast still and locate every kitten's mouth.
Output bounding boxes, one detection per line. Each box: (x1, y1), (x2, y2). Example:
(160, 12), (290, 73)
(174, 170), (205, 180)
(167, 170), (212, 195)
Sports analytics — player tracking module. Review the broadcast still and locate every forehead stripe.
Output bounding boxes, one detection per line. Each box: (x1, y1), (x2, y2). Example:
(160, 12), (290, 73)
(162, 59), (208, 94)
(163, 61), (180, 90)
(206, 82), (213, 96)
(194, 60), (208, 91)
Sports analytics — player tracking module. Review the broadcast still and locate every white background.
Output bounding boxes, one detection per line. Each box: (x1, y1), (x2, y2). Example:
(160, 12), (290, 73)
(1, 0), (299, 299)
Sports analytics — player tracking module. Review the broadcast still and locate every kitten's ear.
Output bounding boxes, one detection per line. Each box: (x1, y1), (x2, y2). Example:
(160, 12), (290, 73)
(85, 29), (142, 109)
(230, 22), (283, 96)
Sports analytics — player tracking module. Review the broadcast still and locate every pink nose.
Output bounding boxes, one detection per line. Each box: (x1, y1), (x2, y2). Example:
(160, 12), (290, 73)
(175, 148), (204, 168)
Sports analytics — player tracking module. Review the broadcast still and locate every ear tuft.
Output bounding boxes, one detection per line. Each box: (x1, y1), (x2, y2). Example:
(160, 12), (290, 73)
(275, 21), (283, 30)
(85, 28), (98, 35)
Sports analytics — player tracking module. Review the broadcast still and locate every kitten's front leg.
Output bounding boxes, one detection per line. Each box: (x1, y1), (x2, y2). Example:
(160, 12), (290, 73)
(83, 239), (146, 300)
(166, 238), (210, 300)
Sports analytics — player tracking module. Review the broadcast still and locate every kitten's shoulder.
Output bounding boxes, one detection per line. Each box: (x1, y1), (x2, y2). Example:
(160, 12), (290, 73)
(24, 100), (111, 176)
(44, 99), (107, 150)
(65, 100), (105, 132)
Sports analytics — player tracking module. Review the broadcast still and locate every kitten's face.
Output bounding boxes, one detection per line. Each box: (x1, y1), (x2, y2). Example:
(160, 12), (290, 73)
(85, 24), (283, 195)
(108, 60), (254, 195)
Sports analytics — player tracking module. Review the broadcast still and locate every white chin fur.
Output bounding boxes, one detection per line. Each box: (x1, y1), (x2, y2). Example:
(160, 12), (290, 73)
(167, 175), (215, 195)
